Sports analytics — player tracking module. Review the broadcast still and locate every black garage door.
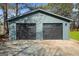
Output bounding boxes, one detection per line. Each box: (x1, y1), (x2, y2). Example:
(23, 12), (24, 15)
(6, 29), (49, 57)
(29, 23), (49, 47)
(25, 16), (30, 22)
(43, 23), (63, 39)
(16, 23), (36, 40)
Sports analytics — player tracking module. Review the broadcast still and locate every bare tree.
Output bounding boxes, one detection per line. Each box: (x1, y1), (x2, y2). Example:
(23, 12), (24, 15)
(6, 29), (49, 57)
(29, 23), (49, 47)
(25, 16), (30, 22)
(16, 3), (19, 16)
(1, 3), (8, 34)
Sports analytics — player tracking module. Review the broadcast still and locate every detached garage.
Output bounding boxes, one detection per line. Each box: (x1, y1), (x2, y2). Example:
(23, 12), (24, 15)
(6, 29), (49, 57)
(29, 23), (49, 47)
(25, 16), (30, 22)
(8, 9), (72, 40)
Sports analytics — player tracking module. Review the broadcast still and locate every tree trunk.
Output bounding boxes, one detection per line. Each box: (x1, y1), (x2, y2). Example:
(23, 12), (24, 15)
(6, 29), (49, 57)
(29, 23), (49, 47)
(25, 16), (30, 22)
(16, 3), (18, 16)
(3, 3), (8, 34)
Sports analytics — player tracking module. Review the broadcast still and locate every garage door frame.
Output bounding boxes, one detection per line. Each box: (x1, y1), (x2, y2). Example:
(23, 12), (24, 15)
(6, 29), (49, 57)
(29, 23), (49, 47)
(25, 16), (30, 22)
(16, 23), (36, 40)
(43, 23), (63, 39)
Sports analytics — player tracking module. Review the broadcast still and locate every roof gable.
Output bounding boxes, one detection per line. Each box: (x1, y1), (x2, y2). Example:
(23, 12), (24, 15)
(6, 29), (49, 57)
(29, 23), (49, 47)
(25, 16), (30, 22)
(7, 9), (72, 22)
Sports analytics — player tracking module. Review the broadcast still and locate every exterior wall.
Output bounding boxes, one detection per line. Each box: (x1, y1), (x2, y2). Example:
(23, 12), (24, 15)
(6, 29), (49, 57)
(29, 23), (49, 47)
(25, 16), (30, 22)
(8, 12), (70, 40)
(63, 23), (70, 40)
(8, 22), (16, 40)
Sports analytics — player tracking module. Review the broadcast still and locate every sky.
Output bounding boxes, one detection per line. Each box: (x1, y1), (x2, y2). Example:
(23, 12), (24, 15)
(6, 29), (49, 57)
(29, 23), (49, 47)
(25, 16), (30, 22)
(0, 9), (3, 15)
(0, 3), (48, 16)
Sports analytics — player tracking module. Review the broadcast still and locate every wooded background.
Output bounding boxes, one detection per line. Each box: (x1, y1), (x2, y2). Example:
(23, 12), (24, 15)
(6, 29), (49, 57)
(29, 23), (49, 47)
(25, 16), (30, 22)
(0, 3), (79, 35)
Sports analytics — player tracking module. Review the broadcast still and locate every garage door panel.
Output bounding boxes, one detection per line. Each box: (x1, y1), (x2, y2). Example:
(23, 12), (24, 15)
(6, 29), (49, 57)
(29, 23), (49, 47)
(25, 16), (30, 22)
(16, 23), (36, 40)
(43, 23), (63, 39)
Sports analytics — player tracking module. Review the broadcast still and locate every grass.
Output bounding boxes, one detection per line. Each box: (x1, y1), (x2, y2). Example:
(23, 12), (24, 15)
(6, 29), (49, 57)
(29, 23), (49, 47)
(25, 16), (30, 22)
(69, 31), (79, 41)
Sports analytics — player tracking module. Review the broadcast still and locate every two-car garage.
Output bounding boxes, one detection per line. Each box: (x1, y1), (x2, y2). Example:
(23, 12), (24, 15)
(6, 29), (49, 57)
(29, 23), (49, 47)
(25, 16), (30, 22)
(8, 9), (71, 40)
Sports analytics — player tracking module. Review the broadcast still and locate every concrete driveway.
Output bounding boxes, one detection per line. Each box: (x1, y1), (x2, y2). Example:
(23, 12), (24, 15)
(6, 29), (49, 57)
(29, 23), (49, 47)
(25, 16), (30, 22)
(0, 40), (79, 56)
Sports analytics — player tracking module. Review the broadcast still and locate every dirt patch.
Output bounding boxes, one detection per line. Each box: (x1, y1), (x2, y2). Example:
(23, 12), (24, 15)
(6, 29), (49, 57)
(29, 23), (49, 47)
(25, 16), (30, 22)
(0, 40), (79, 56)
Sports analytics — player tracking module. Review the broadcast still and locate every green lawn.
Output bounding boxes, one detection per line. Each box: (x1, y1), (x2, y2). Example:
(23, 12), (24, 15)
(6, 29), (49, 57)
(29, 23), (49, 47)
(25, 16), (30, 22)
(69, 31), (79, 41)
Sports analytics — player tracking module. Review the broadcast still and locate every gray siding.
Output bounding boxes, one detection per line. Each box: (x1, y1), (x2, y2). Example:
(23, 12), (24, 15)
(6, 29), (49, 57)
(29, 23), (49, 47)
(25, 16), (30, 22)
(8, 12), (70, 40)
